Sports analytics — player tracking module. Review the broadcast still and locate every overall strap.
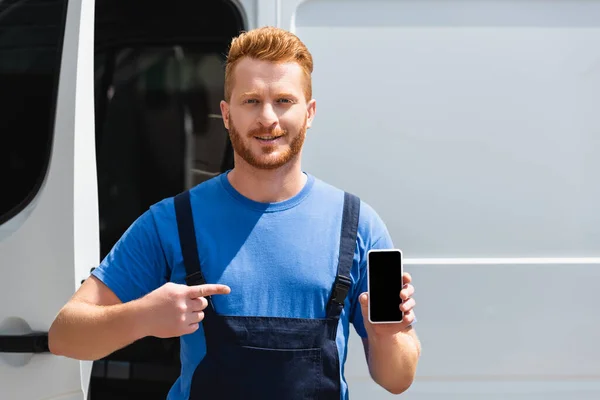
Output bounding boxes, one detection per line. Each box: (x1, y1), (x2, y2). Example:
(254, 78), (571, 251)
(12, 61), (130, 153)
(174, 190), (207, 287)
(326, 192), (360, 319)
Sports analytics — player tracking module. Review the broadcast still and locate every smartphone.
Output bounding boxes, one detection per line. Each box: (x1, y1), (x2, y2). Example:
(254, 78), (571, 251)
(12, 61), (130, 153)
(367, 249), (403, 324)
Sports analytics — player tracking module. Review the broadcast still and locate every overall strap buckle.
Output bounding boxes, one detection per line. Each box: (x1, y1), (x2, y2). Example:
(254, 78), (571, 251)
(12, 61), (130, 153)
(331, 275), (352, 306)
(326, 275), (352, 319)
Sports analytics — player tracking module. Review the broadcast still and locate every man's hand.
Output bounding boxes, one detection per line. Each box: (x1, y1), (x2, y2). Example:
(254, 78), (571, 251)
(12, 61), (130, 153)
(359, 272), (416, 337)
(140, 282), (231, 338)
(358, 272), (420, 394)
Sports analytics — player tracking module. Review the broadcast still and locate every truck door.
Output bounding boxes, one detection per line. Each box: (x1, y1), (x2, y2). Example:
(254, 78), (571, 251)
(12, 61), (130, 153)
(0, 0), (98, 398)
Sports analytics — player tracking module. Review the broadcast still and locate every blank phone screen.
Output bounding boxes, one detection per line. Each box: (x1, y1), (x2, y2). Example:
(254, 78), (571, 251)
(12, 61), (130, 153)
(368, 250), (403, 322)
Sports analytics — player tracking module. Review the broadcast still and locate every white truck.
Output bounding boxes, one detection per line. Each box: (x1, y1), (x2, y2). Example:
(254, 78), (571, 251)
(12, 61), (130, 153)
(1, 0), (599, 399)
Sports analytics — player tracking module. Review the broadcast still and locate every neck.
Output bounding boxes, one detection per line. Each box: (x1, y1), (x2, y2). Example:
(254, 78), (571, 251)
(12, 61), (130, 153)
(227, 157), (307, 203)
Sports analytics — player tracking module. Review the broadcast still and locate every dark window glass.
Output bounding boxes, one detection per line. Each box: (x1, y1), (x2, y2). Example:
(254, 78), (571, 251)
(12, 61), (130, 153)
(90, 2), (243, 397)
(95, 46), (234, 258)
(0, 0), (68, 224)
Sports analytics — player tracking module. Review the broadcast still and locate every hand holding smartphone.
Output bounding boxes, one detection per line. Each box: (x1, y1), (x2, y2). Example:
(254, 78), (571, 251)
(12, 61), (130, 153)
(367, 249), (403, 324)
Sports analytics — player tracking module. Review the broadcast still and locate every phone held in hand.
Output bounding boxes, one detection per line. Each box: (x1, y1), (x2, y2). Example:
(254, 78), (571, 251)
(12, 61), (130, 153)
(367, 249), (403, 324)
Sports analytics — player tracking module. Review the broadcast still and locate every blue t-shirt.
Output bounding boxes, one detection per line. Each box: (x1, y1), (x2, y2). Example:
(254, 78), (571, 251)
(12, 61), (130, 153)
(92, 171), (395, 400)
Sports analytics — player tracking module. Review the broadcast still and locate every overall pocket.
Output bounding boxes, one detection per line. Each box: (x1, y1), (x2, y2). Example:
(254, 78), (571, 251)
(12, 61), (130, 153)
(193, 345), (323, 400)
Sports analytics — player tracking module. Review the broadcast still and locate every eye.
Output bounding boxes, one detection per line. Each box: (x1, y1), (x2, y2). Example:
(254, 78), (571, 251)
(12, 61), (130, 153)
(277, 98), (294, 104)
(244, 99), (259, 104)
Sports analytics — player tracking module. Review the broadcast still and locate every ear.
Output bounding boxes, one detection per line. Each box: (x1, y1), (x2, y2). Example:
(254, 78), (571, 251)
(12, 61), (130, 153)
(220, 100), (230, 130)
(306, 99), (316, 129)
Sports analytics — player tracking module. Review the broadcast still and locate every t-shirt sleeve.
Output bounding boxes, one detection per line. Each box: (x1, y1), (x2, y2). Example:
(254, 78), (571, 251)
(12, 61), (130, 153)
(91, 209), (169, 303)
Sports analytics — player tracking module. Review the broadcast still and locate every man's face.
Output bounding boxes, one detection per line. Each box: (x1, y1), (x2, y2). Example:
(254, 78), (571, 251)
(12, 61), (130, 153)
(220, 58), (316, 170)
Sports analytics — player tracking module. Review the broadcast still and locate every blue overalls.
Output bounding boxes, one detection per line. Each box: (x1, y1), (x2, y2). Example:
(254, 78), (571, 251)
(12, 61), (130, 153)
(173, 190), (360, 400)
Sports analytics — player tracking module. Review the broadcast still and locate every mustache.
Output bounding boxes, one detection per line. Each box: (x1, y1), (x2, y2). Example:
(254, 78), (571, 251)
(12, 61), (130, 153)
(246, 127), (287, 137)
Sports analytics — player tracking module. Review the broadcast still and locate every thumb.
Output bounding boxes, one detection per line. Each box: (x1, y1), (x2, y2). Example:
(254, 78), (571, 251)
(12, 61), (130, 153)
(359, 292), (368, 316)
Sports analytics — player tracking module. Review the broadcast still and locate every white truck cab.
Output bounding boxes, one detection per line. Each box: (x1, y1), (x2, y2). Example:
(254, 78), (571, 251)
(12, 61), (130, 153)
(1, 0), (599, 399)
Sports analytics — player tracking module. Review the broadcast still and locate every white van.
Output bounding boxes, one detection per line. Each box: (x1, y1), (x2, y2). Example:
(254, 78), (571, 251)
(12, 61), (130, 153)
(1, 0), (599, 399)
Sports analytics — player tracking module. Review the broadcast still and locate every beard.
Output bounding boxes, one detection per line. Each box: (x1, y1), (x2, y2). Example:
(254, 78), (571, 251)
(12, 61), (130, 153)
(228, 116), (307, 170)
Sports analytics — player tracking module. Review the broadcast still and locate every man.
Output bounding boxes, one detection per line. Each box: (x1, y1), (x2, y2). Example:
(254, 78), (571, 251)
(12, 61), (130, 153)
(48, 26), (421, 399)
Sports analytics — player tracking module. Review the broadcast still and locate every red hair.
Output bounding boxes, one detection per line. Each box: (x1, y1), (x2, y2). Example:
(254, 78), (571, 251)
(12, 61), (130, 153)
(224, 26), (314, 102)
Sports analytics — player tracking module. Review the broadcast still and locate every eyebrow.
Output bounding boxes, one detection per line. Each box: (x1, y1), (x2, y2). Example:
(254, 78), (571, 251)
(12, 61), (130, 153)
(275, 92), (298, 99)
(240, 91), (261, 98)
(239, 91), (299, 99)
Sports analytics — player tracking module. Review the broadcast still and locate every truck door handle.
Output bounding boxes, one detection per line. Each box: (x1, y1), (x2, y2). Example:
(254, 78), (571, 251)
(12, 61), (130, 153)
(0, 332), (49, 353)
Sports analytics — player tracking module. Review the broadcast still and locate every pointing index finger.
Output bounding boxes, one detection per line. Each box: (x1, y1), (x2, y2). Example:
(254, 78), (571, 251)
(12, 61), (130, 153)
(189, 284), (231, 298)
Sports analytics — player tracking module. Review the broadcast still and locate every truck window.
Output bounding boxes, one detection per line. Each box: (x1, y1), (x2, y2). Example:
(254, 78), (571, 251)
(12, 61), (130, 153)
(91, 1), (242, 397)
(92, 44), (236, 400)
(95, 47), (234, 259)
(0, 0), (68, 225)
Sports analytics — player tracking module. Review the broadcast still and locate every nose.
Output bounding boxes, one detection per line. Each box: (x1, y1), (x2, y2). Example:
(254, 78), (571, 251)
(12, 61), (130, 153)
(257, 103), (278, 128)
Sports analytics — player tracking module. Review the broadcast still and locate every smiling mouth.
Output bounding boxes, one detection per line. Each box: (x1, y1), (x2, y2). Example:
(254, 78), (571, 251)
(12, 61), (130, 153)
(254, 135), (283, 142)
